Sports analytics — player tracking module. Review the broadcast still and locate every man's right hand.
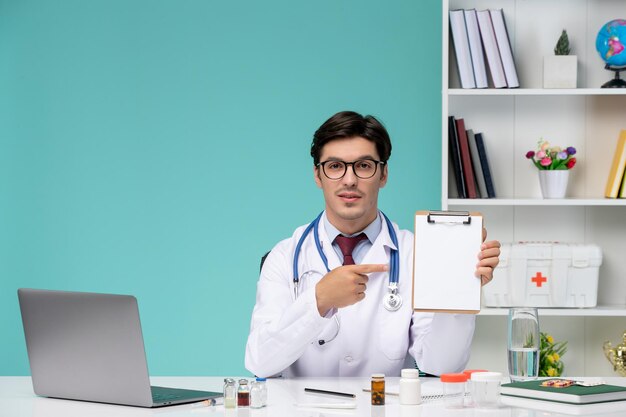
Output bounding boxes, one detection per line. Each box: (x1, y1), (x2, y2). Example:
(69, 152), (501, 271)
(315, 264), (389, 316)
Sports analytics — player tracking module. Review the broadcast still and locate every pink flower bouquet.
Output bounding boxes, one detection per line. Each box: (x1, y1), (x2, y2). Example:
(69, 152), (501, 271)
(526, 139), (577, 170)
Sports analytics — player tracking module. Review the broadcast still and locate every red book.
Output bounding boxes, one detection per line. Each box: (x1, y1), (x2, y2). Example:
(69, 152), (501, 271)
(455, 118), (477, 198)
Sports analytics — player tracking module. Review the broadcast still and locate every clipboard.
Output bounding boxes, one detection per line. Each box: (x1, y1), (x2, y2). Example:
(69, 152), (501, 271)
(412, 210), (482, 313)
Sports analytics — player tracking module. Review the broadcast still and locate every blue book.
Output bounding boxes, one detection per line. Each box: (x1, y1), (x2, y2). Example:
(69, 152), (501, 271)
(475, 133), (496, 198)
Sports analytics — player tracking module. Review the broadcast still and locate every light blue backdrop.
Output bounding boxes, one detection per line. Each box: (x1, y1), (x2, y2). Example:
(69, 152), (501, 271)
(0, 0), (442, 375)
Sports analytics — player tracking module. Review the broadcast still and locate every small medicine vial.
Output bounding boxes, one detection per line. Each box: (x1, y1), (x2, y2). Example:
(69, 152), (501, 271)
(237, 379), (250, 407)
(399, 368), (421, 405)
(471, 371), (502, 408)
(371, 373), (385, 405)
(255, 377), (268, 407)
(223, 378), (237, 409)
(440, 373), (467, 408)
(249, 381), (263, 409)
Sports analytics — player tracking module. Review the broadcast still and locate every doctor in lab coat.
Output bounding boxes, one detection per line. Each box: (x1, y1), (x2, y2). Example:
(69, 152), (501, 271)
(245, 111), (501, 378)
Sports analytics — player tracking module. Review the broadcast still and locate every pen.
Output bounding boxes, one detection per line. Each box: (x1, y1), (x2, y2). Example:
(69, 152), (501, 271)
(304, 388), (356, 398)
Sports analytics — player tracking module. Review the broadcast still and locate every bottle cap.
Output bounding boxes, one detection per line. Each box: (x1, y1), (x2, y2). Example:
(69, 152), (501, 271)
(463, 369), (488, 377)
(401, 368), (420, 378)
(371, 373), (385, 379)
(239, 378), (249, 384)
(256, 377), (267, 382)
(440, 373), (468, 383)
(471, 371), (502, 382)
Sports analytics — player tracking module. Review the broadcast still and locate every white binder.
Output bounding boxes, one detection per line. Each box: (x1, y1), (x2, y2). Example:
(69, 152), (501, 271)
(412, 211), (483, 313)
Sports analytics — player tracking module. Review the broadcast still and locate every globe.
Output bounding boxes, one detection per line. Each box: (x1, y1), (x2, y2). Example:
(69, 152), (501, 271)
(596, 19), (626, 67)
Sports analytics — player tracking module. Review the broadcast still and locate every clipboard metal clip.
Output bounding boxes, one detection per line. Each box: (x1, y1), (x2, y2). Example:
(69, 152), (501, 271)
(427, 210), (471, 225)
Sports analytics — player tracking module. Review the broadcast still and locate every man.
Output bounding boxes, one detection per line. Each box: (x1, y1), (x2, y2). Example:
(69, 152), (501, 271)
(245, 111), (500, 377)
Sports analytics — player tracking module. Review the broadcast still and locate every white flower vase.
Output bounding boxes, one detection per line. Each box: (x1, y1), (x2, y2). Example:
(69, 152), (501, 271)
(538, 170), (569, 199)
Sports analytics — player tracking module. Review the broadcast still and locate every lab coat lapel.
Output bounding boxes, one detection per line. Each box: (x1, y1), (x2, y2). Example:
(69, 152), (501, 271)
(361, 214), (398, 265)
(317, 218), (342, 271)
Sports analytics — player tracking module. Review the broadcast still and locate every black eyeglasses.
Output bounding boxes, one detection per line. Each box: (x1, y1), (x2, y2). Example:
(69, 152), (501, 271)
(316, 159), (386, 180)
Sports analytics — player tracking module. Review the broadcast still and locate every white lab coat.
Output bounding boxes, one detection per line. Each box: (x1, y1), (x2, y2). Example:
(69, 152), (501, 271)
(245, 212), (476, 377)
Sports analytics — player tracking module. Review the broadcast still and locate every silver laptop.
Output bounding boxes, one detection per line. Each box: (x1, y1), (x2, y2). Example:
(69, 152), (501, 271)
(18, 288), (222, 407)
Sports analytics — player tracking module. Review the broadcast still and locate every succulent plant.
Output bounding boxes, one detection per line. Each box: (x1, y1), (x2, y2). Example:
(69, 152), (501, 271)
(554, 29), (571, 55)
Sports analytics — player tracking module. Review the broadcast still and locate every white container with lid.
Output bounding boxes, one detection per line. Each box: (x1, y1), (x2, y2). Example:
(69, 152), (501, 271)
(471, 371), (502, 408)
(399, 368), (421, 405)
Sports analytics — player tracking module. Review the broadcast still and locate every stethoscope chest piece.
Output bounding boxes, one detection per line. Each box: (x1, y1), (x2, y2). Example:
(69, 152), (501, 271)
(383, 284), (402, 311)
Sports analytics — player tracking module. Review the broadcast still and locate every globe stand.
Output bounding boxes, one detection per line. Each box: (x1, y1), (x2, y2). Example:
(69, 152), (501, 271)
(602, 64), (626, 88)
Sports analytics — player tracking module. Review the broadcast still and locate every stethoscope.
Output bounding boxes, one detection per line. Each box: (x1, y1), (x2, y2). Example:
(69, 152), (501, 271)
(293, 211), (402, 319)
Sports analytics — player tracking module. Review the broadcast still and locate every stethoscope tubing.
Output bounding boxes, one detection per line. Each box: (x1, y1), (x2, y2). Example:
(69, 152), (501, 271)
(293, 211), (399, 296)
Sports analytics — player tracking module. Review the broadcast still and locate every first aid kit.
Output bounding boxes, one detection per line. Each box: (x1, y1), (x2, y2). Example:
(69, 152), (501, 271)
(484, 242), (602, 308)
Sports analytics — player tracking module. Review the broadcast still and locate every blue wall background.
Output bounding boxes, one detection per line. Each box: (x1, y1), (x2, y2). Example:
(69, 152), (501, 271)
(0, 0), (442, 376)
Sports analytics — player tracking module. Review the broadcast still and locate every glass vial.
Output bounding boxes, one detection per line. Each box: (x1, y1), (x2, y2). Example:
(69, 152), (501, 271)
(250, 381), (263, 409)
(223, 378), (237, 409)
(256, 377), (268, 407)
(237, 379), (250, 407)
(399, 368), (421, 405)
(371, 373), (385, 405)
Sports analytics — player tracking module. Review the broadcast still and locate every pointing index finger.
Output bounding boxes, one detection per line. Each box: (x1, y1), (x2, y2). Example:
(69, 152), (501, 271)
(347, 264), (390, 274)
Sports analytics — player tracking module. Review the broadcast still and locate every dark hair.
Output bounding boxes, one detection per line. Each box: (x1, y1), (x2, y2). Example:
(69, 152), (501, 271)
(310, 111), (392, 165)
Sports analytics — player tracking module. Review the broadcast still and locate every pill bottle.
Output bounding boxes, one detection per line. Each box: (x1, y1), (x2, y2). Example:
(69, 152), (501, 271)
(440, 372), (467, 408)
(371, 373), (385, 405)
(223, 378), (237, 409)
(462, 369), (488, 406)
(399, 368), (421, 405)
(471, 371), (502, 408)
(237, 379), (250, 407)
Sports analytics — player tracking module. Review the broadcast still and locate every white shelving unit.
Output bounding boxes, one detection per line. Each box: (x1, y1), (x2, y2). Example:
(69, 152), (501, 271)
(443, 0), (626, 377)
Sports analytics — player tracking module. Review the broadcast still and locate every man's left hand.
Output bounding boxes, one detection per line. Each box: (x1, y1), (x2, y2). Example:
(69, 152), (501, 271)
(476, 228), (501, 286)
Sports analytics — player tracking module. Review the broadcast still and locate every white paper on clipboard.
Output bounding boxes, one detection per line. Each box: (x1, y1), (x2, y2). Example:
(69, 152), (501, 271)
(412, 210), (483, 313)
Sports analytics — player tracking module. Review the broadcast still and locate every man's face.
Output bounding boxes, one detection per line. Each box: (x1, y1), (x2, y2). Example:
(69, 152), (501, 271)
(314, 136), (388, 233)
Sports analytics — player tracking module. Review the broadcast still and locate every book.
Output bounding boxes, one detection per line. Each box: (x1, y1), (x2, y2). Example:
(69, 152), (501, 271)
(489, 9), (519, 88)
(448, 116), (466, 198)
(467, 129), (488, 198)
(502, 379), (626, 404)
(455, 118), (478, 198)
(464, 9), (488, 88)
(449, 9), (476, 88)
(474, 133), (496, 198)
(476, 9), (507, 88)
(618, 164), (626, 198)
(605, 130), (626, 198)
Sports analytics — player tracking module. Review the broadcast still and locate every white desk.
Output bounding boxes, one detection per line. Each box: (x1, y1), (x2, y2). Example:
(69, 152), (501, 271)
(2, 376), (626, 417)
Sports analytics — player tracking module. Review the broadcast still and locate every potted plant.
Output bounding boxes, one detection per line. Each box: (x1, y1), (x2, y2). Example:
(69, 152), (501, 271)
(544, 29), (578, 88)
(525, 139), (577, 198)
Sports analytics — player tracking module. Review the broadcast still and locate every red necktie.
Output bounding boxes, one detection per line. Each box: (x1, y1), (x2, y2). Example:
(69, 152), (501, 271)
(334, 233), (367, 265)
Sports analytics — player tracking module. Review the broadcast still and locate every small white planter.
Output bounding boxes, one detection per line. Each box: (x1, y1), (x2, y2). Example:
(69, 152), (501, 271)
(538, 170), (570, 198)
(543, 56), (578, 88)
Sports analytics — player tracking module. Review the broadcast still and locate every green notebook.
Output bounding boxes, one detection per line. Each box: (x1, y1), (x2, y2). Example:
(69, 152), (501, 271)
(501, 379), (626, 404)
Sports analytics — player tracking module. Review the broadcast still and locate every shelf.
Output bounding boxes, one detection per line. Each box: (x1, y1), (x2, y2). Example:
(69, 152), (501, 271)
(447, 198), (626, 207)
(447, 88), (626, 96)
(479, 305), (626, 317)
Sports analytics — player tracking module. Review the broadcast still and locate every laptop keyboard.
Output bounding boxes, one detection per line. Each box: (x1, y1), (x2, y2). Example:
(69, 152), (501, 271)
(152, 386), (189, 402)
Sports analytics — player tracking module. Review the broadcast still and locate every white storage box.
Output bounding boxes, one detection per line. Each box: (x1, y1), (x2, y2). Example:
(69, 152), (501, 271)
(484, 242), (602, 308)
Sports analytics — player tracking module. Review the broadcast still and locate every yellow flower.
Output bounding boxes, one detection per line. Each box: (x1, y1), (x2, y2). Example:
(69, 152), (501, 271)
(547, 354), (555, 364)
(553, 353), (560, 362)
(546, 335), (554, 344)
(547, 367), (557, 377)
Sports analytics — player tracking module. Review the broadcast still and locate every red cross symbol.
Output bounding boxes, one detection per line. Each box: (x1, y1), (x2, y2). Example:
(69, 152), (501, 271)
(531, 272), (548, 287)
